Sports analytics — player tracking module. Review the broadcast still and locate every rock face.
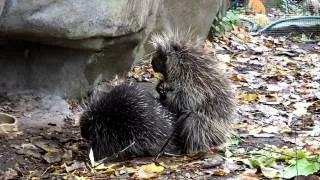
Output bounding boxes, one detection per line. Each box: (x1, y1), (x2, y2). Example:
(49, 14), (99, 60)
(0, 0), (227, 98)
(0, 0), (153, 50)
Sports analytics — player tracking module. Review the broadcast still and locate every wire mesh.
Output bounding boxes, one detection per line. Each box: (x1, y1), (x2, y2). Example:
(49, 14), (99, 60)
(224, 0), (320, 39)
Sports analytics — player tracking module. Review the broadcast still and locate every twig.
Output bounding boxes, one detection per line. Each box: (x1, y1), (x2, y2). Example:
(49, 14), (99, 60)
(41, 166), (51, 176)
(93, 141), (136, 168)
(16, 166), (25, 179)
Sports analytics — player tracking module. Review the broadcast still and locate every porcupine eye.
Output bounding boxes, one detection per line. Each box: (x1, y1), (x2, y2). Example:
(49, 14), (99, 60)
(172, 44), (180, 52)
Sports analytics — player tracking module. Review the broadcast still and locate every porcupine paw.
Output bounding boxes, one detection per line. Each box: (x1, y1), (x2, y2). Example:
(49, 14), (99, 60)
(156, 81), (172, 101)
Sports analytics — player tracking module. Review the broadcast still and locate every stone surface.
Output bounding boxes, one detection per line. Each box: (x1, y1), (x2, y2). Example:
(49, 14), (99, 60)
(135, 0), (227, 63)
(0, 0), (4, 16)
(0, 36), (141, 97)
(0, 0), (227, 98)
(0, 0), (153, 50)
(0, 0), (228, 131)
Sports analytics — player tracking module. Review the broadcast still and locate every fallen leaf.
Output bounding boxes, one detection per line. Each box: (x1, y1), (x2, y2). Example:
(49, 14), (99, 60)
(239, 91), (260, 103)
(240, 169), (259, 180)
(265, 93), (278, 102)
(260, 166), (282, 178)
(262, 125), (279, 134)
(65, 161), (86, 172)
(152, 72), (162, 80)
(232, 74), (247, 82)
(213, 169), (226, 176)
(307, 100), (320, 114)
(283, 159), (320, 179)
(43, 152), (62, 164)
(140, 163), (164, 173)
(248, 126), (262, 136)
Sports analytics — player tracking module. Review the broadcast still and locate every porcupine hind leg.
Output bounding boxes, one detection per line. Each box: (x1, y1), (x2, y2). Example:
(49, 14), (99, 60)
(154, 110), (191, 160)
(178, 113), (228, 153)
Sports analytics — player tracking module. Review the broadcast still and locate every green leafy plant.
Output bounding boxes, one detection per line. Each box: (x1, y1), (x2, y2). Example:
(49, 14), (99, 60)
(239, 148), (320, 179)
(212, 11), (241, 37)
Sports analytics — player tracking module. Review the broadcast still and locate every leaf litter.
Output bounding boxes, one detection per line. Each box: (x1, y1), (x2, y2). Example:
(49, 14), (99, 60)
(213, 25), (320, 178)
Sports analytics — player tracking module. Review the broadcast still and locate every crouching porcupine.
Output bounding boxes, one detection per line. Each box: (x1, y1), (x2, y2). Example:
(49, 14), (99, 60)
(150, 29), (236, 153)
(79, 78), (175, 161)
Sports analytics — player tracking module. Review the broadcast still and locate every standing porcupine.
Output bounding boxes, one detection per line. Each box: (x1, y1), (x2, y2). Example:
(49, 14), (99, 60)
(150, 29), (236, 153)
(79, 77), (175, 161)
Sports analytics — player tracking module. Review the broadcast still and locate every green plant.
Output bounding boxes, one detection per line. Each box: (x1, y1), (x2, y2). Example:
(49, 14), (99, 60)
(212, 11), (241, 37)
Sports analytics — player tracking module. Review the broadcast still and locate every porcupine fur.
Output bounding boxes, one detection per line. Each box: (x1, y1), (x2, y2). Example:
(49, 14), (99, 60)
(79, 77), (175, 161)
(150, 28), (236, 153)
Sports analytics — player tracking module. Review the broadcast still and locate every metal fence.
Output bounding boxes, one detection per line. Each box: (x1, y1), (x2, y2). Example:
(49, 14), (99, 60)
(222, 0), (320, 39)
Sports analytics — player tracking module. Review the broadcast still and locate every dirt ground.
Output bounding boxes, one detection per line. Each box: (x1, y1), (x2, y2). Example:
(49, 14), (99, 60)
(1, 37), (320, 179)
(0, 83), (240, 179)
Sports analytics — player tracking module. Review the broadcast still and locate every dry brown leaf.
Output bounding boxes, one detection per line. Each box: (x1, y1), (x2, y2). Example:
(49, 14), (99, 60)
(213, 169), (226, 176)
(307, 100), (320, 114)
(232, 74), (247, 82)
(265, 93), (278, 102)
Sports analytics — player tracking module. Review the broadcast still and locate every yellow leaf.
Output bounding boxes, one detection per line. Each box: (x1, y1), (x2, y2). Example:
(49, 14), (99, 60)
(126, 167), (137, 174)
(140, 163), (164, 173)
(237, 33), (246, 40)
(42, 145), (59, 153)
(213, 169), (226, 176)
(94, 163), (115, 172)
(238, 91), (260, 103)
(152, 72), (162, 80)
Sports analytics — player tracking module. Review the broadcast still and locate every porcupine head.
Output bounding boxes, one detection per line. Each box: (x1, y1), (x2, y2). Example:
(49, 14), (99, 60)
(150, 28), (205, 79)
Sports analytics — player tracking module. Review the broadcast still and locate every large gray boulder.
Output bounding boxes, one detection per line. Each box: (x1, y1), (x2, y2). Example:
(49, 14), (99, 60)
(0, 0), (227, 98)
(0, 0), (153, 50)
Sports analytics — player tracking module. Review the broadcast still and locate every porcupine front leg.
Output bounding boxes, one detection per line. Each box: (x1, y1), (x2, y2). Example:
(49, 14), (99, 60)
(156, 80), (173, 102)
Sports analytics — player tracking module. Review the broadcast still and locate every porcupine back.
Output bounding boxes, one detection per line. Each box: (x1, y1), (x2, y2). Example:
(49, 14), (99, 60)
(150, 28), (236, 153)
(80, 80), (175, 161)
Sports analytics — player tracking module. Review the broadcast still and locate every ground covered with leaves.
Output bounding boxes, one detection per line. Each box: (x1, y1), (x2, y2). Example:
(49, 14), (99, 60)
(1, 29), (319, 179)
(212, 27), (320, 179)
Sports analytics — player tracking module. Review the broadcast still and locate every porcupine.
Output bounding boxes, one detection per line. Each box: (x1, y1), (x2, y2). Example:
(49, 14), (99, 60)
(150, 29), (236, 153)
(79, 77), (175, 161)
